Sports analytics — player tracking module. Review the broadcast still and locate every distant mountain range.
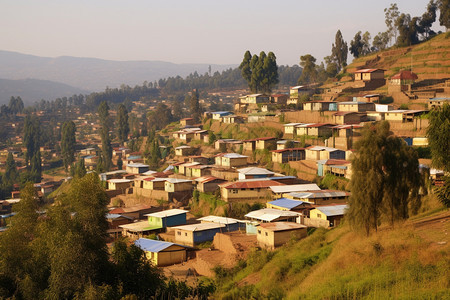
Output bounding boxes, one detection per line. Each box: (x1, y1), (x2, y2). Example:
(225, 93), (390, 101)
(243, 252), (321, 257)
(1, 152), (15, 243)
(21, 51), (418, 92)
(0, 50), (235, 105)
(0, 78), (88, 106)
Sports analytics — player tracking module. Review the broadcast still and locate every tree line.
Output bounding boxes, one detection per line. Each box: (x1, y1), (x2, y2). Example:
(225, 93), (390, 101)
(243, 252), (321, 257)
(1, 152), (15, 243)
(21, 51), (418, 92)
(0, 174), (215, 299)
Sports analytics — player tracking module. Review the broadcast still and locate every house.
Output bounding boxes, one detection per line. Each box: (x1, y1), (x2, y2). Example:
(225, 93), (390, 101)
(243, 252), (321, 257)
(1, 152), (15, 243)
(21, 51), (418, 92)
(337, 102), (375, 112)
(99, 170), (127, 181)
(269, 183), (321, 198)
(106, 213), (133, 229)
(140, 177), (166, 190)
(164, 178), (193, 192)
(219, 179), (284, 203)
(193, 130), (209, 141)
(238, 167), (274, 180)
(172, 223), (227, 246)
(283, 123), (303, 136)
(354, 69), (385, 81)
(289, 85), (314, 100)
(295, 123), (333, 137)
(276, 140), (301, 150)
(266, 198), (312, 212)
(107, 179), (133, 191)
(188, 155), (209, 165)
(215, 139), (243, 152)
(271, 148), (306, 164)
(331, 125), (362, 138)
(287, 190), (350, 205)
(80, 148), (96, 156)
(180, 118), (195, 127)
(198, 215), (243, 232)
(308, 204), (347, 228)
(195, 176), (227, 193)
(187, 164), (212, 178)
(271, 94), (289, 104)
(175, 145), (193, 157)
(212, 111), (233, 120)
(245, 208), (300, 223)
(134, 238), (187, 266)
(385, 110), (427, 122)
(428, 97), (450, 109)
(257, 222), (307, 250)
(305, 146), (345, 161)
(317, 159), (352, 179)
(255, 137), (277, 150)
(388, 70), (418, 93)
(145, 209), (187, 229)
(333, 112), (366, 125)
(239, 94), (270, 104)
(215, 153), (248, 168)
(303, 101), (337, 111)
(242, 139), (257, 152)
(126, 163), (150, 174)
(109, 204), (157, 220)
(222, 115), (244, 124)
(178, 162), (201, 176)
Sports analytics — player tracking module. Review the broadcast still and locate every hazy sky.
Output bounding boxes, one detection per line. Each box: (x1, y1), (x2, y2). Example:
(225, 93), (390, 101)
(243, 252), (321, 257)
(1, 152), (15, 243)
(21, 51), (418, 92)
(1, 0), (444, 66)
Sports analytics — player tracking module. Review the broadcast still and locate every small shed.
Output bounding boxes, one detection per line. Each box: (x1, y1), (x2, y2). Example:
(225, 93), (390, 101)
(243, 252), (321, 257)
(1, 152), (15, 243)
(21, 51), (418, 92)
(198, 215), (244, 232)
(164, 178), (193, 192)
(354, 69), (385, 81)
(257, 222), (307, 250)
(245, 208), (300, 223)
(134, 238), (187, 266)
(173, 223), (227, 247)
(309, 204), (347, 227)
(175, 145), (193, 157)
(271, 148), (305, 164)
(107, 179), (132, 191)
(126, 163), (150, 174)
(145, 209), (187, 229)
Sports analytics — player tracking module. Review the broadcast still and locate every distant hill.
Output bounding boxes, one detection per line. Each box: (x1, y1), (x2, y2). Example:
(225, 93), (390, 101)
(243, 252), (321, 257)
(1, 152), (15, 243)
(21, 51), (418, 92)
(0, 50), (235, 91)
(0, 78), (88, 106)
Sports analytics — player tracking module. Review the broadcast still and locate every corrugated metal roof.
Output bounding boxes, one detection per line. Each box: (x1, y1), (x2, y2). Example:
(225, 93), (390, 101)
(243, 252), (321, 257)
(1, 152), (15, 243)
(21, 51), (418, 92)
(268, 198), (306, 209)
(127, 163), (149, 168)
(245, 208), (300, 222)
(270, 184), (321, 194)
(108, 179), (132, 183)
(198, 215), (240, 224)
(223, 153), (248, 158)
(354, 68), (381, 73)
(307, 146), (340, 152)
(172, 223), (226, 231)
(220, 180), (284, 189)
(144, 209), (187, 218)
(135, 238), (184, 253)
(288, 190), (349, 199)
(314, 204), (348, 216)
(106, 213), (132, 220)
(237, 167), (274, 175)
(258, 222), (306, 231)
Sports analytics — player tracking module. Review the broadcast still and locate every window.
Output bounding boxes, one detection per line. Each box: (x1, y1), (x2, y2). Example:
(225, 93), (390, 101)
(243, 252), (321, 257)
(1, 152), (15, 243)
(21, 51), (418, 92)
(265, 232), (268, 236)
(231, 189), (238, 194)
(317, 213), (322, 218)
(177, 231), (181, 236)
(185, 233), (187, 236)
(257, 230), (261, 234)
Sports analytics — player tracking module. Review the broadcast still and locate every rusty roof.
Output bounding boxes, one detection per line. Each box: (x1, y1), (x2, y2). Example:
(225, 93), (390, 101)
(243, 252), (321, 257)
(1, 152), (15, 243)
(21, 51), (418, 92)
(220, 180), (284, 189)
(391, 70), (418, 80)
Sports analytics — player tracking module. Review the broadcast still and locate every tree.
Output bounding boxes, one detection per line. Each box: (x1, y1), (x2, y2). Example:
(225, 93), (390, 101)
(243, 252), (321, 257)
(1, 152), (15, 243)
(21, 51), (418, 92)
(0, 183), (40, 298)
(437, 0), (450, 30)
(116, 103), (130, 144)
(372, 31), (390, 51)
(4, 152), (18, 185)
(190, 89), (201, 123)
(297, 54), (318, 84)
(98, 101), (112, 171)
(331, 30), (348, 71)
(239, 51), (279, 93)
(23, 115), (40, 167)
(395, 13), (421, 46)
(361, 31), (372, 55)
(8, 96), (24, 115)
(117, 157), (123, 170)
(348, 121), (423, 235)
(61, 121), (76, 171)
(427, 103), (450, 207)
(239, 50), (252, 86)
(350, 31), (364, 58)
(419, 0), (437, 39)
(384, 3), (400, 45)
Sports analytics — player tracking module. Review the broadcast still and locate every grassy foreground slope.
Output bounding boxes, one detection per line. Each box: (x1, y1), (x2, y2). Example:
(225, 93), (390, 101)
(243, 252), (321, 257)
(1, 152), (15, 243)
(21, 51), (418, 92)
(214, 198), (449, 299)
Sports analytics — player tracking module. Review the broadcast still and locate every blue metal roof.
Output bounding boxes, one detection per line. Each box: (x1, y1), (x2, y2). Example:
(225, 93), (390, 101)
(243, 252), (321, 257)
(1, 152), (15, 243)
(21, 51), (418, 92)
(268, 198), (305, 209)
(212, 111), (232, 115)
(134, 238), (182, 253)
(127, 155), (142, 160)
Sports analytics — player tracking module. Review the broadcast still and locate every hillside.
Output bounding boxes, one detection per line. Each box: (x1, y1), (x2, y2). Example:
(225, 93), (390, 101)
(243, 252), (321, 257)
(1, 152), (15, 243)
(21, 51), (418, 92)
(347, 33), (450, 81)
(0, 50), (235, 91)
(0, 78), (88, 106)
(213, 197), (449, 299)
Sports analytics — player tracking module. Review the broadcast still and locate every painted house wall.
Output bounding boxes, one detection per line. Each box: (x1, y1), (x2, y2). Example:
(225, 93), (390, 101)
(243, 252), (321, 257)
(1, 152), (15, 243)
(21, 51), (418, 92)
(144, 245), (186, 266)
(175, 228), (223, 246)
(165, 181), (193, 192)
(222, 157), (248, 168)
(257, 228), (307, 250)
(108, 181), (132, 191)
(221, 187), (272, 203)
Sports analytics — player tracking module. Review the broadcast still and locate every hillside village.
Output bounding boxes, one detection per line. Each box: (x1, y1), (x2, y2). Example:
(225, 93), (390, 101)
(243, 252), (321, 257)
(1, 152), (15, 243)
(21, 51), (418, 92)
(0, 30), (449, 298)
